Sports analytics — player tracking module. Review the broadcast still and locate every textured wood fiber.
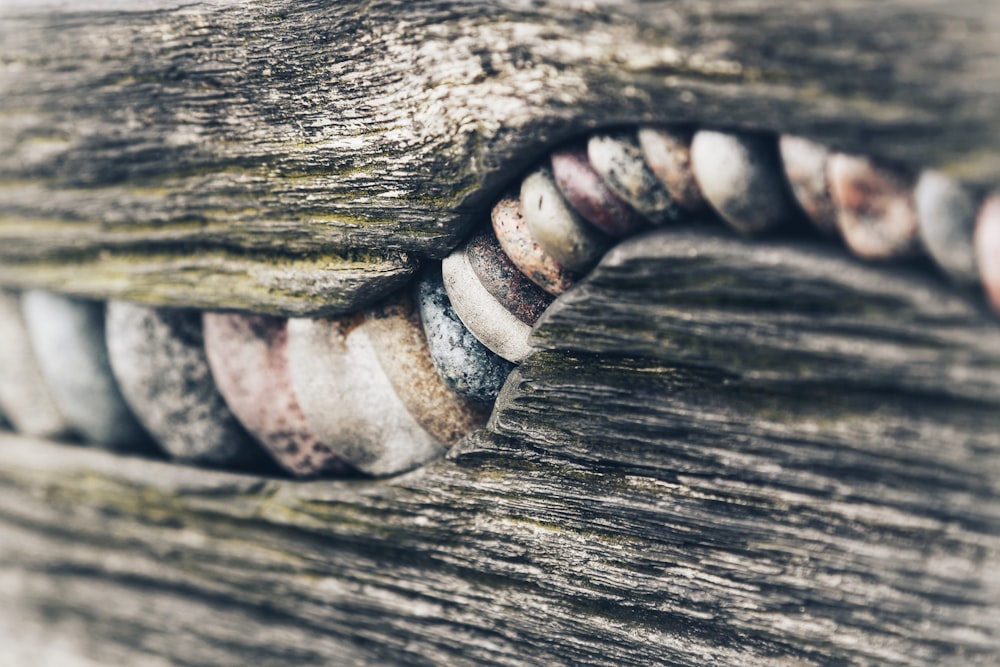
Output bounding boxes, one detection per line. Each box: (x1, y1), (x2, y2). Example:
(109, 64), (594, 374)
(1, 229), (998, 666)
(0, 0), (999, 314)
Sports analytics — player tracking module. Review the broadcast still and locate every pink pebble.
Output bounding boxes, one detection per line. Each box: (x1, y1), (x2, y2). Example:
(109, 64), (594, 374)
(974, 195), (1000, 313)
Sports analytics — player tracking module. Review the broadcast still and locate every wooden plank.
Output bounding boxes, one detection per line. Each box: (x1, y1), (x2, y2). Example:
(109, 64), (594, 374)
(0, 1), (998, 313)
(1, 230), (997, 665)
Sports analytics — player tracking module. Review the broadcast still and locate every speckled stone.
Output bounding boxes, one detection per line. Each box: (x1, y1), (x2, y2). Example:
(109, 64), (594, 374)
(364, 293), (490, 444)
(415, 269), (514, 403)
(550, 145), (647, 237)
(690, 130), (798, 235)
(779, 135), (838, 234)
(491, 194), (579, 296)
(637, 127), (706, 212)
(20, 291), (150, 450)
(0, 291), (70, 438)
(587, 132), (684, 224)
(520, 167), (612, 272)
(203, 312), (352, 477)
(286, 312), (448, 477)
(106, 302), (267, 468)
(442, 244), (534, 363)
(974, 195), (1000, 312)
(827, 154), (921, 260)
(915, 171), (979, 285)
(465, 228), (553, 325)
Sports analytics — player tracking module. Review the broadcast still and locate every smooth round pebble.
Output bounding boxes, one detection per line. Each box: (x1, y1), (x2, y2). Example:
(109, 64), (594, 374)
(203, 312), (352, 477)
(691, 130), (798, 235)
(587, 132), (684, 224)
(521, 167), (611, 272)
(974, 195), (1000, 312)
(415, 269), (514, 403)
(286, 313), (448, 477)
(779, 135), (838, 234)
(465, 228), (554, 325)
(637, 127), (706, 212)
(0, 291), (70, 438)
(106, 302), (267, 467)
(915, 171), (979, 284)
(442, 244), (534, 363)
(550, 145), (647, 237)
(20, 291), (150, 450)
(364, 293), (490, 445)
(491, 194), (579, 296)
(827, 154), (921, 260)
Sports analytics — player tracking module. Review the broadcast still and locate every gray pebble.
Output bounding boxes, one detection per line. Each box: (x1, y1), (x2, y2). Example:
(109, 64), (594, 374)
(520, 167), (611, 272)
(21, 291), (150, 450)
(0, 291), (70, 437)
(779, 135), (838, 234)
(415, 269), (514, 403)
(106, 302), (266, 467)
(587, 132), (685, 224)
(691, 130), (798, 235)
(915, 171), (979, 285)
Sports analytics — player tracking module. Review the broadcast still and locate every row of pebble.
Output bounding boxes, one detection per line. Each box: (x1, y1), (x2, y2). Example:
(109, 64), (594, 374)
(0, 277), (509, 478)
(437, 128), (1000, 366)
(1, 125), (996, 479)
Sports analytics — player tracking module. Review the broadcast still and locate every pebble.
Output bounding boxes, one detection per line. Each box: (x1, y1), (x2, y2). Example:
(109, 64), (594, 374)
(690, 130), (798, 235)
(520, 167), (612, 272)
(202, 312), (352, 477)
(465, 227), (554, 325)
(491, 194), (579, 296)
(286, 310), (449, 477)
(637, 127), (707, 212)
(827, 153), (921, 260)
(550, 145), (647, 237)
(364, 293), (490, 445)
(974, 195), (1000, 312)
(442, 243), (534, 363)
(0, 291), (71, 438)
(587, 132), (684, 224)
(415, 269), (514, 403)
(106, 302), (267, 468)
(779, 135), (838, 234)
(915, 171), (979, 285)
(20, 291), (150, 450)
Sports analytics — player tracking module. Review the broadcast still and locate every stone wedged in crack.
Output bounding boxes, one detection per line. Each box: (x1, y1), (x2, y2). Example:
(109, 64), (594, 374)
(587, 132), (684, 225)
(0, 290), (71, 438)
(637, 126), (706, 213)
(364, 292), (490, 445)
(20, 291), (152, 450)
(550, 145), (646, 237)
(827, 153), (921, 260)
(415, 269), (513, 403)
(491, 194), (579, 296)
(203, 312), (353, 477)
(691, 130), (799, 235)
(975, 195), (1000, 313)
(520, 167), (612, 272)
(779, 135), (838, 234)
(106, 302), (269, 468)
(286, 312), (447, 477)
(442, 244), (534, 363)
(915, 171), (979, 285)
(465, 227), (554, 325)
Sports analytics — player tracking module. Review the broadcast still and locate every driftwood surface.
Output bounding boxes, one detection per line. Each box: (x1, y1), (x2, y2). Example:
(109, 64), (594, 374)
(1, 229), (999, 666)
(0, 0), (999, 314)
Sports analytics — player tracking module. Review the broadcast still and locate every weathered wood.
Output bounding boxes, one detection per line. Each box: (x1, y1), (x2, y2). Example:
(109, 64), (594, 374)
(1, 0), (998, 313)
(1, 230), (998, 666)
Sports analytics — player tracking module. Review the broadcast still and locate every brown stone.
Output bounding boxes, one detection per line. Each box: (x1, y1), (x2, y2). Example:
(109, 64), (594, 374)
(827, 154), (921, 260)
(490, 194), (579, 296)
(202, 312), (353, 478)
(550, 145), (647, 237)
(465, 228), (554, 325)
(779, 135), (838, 234)
(974, 195), (1000, 312)
(637, 127), (706, 213)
